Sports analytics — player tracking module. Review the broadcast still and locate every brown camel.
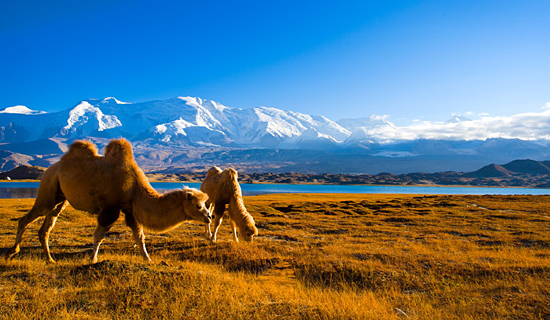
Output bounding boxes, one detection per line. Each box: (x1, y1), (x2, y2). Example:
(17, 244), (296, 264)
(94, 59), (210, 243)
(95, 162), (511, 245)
(5, 139), (211, 263)
(200, 166), (258, 242)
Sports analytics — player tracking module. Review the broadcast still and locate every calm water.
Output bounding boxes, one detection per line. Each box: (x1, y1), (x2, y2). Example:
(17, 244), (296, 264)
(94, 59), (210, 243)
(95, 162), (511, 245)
(0, 181), (549, 198)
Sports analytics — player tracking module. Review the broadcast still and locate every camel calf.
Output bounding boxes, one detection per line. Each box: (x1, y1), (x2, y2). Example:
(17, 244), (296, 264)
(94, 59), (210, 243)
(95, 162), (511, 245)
(200, 166), (258, 242)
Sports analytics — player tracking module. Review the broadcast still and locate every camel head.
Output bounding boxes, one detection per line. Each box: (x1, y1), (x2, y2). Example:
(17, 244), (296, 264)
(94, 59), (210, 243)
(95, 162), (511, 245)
(182, 188), (212, 224)
(241, 213), (259, 242)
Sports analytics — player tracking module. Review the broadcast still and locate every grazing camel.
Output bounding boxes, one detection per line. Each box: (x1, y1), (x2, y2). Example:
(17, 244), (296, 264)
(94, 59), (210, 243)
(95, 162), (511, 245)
(6, 139), (211, 263)
(200, 166), (258, 242)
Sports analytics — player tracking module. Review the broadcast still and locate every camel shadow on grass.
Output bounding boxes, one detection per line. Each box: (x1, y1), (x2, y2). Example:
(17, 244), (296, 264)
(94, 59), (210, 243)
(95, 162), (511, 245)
(2, 239), (278, 275)
(1, 244), (94, 262)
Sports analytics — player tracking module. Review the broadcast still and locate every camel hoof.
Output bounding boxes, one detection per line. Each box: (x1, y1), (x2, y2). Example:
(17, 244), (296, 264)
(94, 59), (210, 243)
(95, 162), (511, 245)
(5, 247), (20, 260)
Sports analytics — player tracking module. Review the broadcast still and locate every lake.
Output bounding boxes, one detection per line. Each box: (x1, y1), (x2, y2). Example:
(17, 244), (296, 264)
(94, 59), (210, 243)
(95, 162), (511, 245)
(0, 181), (549, 198)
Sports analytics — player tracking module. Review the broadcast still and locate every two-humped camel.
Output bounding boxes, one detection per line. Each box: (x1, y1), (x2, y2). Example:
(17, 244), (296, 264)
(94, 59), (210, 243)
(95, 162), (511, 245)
(200, 166), (258, 242)
(6, 139), (212, 263)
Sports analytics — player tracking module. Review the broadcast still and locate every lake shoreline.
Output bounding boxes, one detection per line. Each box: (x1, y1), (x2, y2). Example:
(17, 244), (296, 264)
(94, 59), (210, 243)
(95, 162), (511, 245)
(1, 181), (550, 199)
(1, 179), (547, 190)
(5, 164), (550, 189)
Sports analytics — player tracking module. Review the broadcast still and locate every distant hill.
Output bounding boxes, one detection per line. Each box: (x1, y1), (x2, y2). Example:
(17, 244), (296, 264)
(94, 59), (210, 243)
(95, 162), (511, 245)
(0, 165), (46, 180)
(0, 150), (35, 171)
(501, 159), (550, 175)
(167, 158), (550, 188)
(466, 159), (550, 178)
(465, 164), (514, 178)
(2, 157), (550, 189)
(0, 138), (67, 155)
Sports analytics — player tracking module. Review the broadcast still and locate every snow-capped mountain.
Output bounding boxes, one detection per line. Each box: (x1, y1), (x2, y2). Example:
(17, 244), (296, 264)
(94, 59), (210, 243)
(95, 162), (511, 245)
(337, 115), (397, 146)
(0, 96), (352, 149)
(1, 95), (550, 174)
(61, 100), (123, 136)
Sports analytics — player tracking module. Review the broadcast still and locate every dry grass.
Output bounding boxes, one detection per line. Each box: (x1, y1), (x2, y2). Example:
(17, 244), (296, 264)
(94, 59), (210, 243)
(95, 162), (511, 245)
(1, 194), (549, 319)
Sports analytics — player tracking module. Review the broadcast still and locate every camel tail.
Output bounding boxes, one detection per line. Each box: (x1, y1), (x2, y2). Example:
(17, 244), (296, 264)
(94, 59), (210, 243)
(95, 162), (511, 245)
(62, 140), (99, 160)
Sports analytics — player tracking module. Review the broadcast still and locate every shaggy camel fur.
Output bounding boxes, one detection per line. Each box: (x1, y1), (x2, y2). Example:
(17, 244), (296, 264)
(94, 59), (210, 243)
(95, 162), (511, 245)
(200, 166), (258, 242)
(6, 139), (211, 263)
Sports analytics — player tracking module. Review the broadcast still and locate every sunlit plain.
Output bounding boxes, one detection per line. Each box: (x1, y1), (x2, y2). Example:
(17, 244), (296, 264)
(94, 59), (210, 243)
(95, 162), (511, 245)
(0, 193), (549, 319)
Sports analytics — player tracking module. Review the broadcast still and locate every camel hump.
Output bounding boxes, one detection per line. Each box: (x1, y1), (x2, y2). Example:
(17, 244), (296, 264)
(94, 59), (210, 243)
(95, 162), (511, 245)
(223, 168), (238, 180)
(104, 139), (134, 162)
(206, 166), (223, 178)
(62, 140), (99, 160)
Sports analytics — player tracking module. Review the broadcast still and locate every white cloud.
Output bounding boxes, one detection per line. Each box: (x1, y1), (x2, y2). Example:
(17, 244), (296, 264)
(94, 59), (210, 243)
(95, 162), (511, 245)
(542, 102), (550, 110)
(356, 108), (550, 143)
(454, 111), (490, 118)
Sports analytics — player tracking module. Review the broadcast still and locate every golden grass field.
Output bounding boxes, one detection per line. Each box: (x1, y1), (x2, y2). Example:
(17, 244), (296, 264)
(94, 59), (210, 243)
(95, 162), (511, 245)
(0, 193), (549, 319)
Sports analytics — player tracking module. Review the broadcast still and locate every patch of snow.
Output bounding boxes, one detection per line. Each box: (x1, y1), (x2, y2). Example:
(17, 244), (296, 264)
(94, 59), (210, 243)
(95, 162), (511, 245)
(154, 124), (168, 134)
(62, 101), (122, 134)
(102, 97), (130, 104)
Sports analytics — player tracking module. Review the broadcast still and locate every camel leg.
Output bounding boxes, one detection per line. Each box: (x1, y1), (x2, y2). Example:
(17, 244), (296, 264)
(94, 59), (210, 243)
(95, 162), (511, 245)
(6, 207), (43, 259)
(38, 215), (59, 263)
(38, 200), (68, 263)
(229, 220), (239, 243)
(210, 215), (224, 243)
(204, 203), (213, 240)
(6, 203), (57, 260)
(131, 225), (150, 262)
(124, 212), (151, 262)
(211, 215), (223, 243)
(210, 204), (226, 243)
(204, 223), (212, 241)
(91, 208), (120, 264)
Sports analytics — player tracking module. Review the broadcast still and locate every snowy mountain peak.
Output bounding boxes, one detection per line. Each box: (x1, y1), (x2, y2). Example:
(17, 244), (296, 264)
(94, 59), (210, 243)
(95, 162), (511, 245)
(101, 97), (130, 105)
(62, 101), (122, 135)
(0, 105), (46, 115)
(178, 96), (228, 112)
(369, 114), (395, 126)
(2, 94), (550, 166)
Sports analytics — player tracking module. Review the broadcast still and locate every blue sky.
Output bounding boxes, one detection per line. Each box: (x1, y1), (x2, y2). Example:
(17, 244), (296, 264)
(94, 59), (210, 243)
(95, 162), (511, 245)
(1, 0), (549, 124)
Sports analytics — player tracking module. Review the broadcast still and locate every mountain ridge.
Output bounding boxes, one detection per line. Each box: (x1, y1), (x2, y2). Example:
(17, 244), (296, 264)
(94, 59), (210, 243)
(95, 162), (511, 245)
(4, 159), (550, 189)
(2, 96), (550, 174)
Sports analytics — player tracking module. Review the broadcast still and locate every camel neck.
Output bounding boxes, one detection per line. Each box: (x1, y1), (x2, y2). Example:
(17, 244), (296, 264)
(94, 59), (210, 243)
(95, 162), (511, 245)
(229, 197), (249, 221)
